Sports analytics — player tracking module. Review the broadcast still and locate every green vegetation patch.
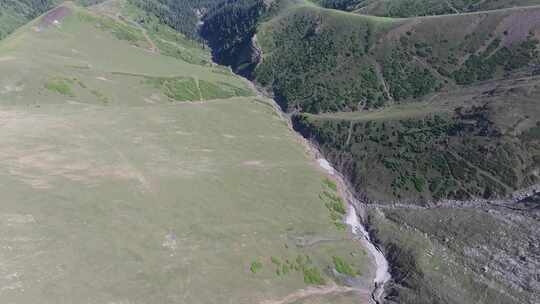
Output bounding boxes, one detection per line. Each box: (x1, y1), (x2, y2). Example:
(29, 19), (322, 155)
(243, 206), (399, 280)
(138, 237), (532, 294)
(77, 11), (148, 47)
(452, 36), (540, 85)
(302, 266), (326, 285)
(199, 80), (233, 100)
(144, 76), (251, 101)
(45, 77), (75, 96)
(322, 177), (337, 191)
(321, 191), (347, 215)
(319, 179), (347, 229)
(90, 89), (109, 103)
(0, 4), (43, 40)
(381, 48), (439, 101)
(128, 0), (233, 41)
(251, 3), (540, 112)
(145, 76), (200, 101)
(255, 6), (397, 112)
(218, 82), (253, 97)
(250, 260), (263, 273)
(261, 253), (329, 285)
(121, 2), (211, 65)
(332, 255), (359, 276)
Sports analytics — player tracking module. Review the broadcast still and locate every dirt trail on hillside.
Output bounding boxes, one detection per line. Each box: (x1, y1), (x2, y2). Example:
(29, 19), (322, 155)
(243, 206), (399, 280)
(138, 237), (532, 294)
(121, 16), (159, 54)
(260, 284), (366, 304)
(89, 4), (159, 54)
(352, 4), (540, 21)
(140, 27), (159, 53)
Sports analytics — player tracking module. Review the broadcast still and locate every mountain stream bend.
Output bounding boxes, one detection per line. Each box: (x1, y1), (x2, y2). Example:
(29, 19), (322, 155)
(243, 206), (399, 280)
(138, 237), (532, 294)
(245, 77), (392, 303)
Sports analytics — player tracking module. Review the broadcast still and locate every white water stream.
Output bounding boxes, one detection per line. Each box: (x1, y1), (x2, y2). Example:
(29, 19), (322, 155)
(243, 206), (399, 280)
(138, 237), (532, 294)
(242, 77), (392, 303)
(316, 157), (391, 303)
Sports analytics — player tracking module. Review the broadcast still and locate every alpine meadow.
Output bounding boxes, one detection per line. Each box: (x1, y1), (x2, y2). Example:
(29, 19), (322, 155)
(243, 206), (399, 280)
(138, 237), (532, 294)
(0, 0), (539, 304)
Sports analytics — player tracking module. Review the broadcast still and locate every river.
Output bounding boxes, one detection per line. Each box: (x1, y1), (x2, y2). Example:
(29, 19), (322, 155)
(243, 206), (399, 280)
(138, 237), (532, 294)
(317, 158), (391, 304)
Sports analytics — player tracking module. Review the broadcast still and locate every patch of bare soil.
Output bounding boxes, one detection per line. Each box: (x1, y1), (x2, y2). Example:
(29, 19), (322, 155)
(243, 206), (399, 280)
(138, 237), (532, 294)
(242, 160), (268, 169)
(1, 83), (24, 95)
(38, 6), (72, 29)
(0, 56), (16, 62)
(0, 111), (153, 191)
(259, 284), (368, 304)
(1, 145), (151, 191)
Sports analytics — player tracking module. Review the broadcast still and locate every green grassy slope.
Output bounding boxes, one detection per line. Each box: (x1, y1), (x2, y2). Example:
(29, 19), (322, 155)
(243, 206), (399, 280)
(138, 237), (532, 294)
(310, 0), (540, 16)
(0, 98), (372, 303)
(256, 5), (399, 112)
(254, 1), (540, 113)
(127, 0), (234, 40)
(0, 2), (375, 303)
(352, 0), (540, 17)
(0, 2), (251, 106)
(90, 0), (213, 65)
